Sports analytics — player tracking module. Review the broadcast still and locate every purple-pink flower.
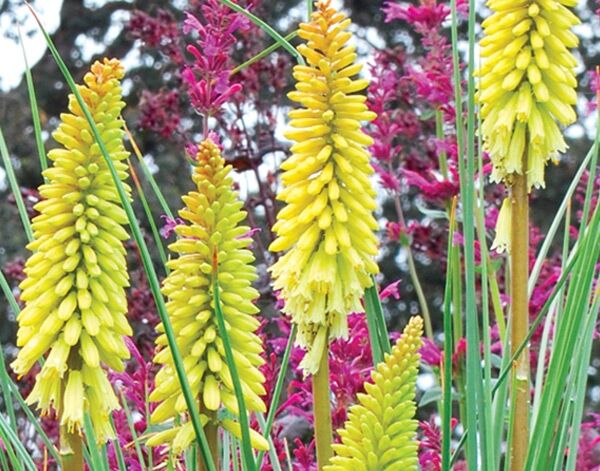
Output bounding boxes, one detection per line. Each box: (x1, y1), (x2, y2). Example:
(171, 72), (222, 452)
(380, 280), (402, 300)
(182, 1), (249, 117)
(160, 214), (185, 239)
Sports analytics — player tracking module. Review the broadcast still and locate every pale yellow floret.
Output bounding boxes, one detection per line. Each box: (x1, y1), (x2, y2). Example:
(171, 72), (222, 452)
(478, 0), (580, 252)
(269, 0), (379, 375)
(478, 0), (579, 191)
(11, 58), (131, 443)
(147, 139), (267, 454)
(491, 197), (513, 253)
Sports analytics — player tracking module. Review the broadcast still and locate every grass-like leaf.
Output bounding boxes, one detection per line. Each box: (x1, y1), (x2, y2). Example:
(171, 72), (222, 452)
(219, 0), (305, 66)
(212, 270), (256, 471)
(255, 324), (296, 468)
(127, 159), (169, 271)
(0, 127), (33, 242)
(17, 25), (47, 176)
(0, 413), (36, 470)
(124, 125), (174, 219)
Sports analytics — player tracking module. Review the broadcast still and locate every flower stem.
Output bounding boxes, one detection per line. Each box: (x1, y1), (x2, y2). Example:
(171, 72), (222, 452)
(393, 193), (434, 339)
(509, 166), (530, 471)
(60, 352), (84, 471)
(59, 423), (83, 471)
(199, 408), (219, 471)
(312, 346), (333, 469)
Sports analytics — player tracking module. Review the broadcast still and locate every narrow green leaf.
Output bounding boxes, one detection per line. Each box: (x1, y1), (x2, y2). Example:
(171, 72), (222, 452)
(255, 324), (296, 468)
(17, 25), (47, 176)
(0, 445), (10, 471)
(578, 110), (600, 230)
(451, 202), (598, 465)
(442, 198), (457, 471)
(564, 295), (600, 471)
(10, 382), (62, 464)
(0, 413), (36, 470)
(84, 414), (108, 471)
(366, 277), (391, 355)
(256, 415), (283, 471)
(124, 125), (174, 219)
(128, 159), (169, 272)
(232, 31), (298, 75)
(0, 127), (34, 242)
(364, 286), (384, 365)
(117, 390), (148, 471)
(212, 270), (256, 471)
(476, 109), (495, 471)
(528, 140), (597, 294)
(0, 419), (25, 471)
(526, 201), (600, 469)
(0, 270), (19, 431)
(220, 0), (305, 66)
(450, 0), (486, 463)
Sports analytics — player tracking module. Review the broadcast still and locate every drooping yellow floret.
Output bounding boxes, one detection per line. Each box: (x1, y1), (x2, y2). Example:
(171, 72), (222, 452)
(269, 0), (379, 375)
(491, 197), (512, 253)
(325, 316), (423, 470)
(147, 139), (268, 454)
(479, 0), (580, 191)
(11, 58), (131, 443)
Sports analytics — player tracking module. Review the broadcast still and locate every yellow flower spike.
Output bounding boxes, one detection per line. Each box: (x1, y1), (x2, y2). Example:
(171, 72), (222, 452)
(325, 316), (423, 470)
(269, 0), (379, 375)
(148, 138), (267, 454)
(10, 58), (131, 443)
(479, 0), (580, 251)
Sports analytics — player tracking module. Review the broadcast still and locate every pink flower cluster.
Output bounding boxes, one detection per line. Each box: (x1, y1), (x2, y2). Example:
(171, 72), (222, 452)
(138, 90), (181, 139)
(129, 8), (184, 65)
(182, 0), (249, 117)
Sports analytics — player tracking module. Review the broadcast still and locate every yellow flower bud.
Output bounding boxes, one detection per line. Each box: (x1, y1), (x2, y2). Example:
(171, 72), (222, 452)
(11, 58), (131, 443)
(269, 0), (379, 375)
(325, 317), (423, 470)
(148, 139), (267, 454)
(478, 0), (580, 190)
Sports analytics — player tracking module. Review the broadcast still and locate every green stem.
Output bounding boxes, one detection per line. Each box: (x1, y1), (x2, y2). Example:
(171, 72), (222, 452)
(232, 31), (298, 75)
(199, 409), (219, 471)
(312, 347), (333, 469)
(435, 109), (448, 178)
(59, 426), (83, 471)
(392, 193), (433, 339)
(509, 168), (530, 471)
(441, 198), (458, 471)
(255, 325), (297, 468)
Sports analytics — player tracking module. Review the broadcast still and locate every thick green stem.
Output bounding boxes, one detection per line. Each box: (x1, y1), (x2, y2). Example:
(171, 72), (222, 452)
(312, 347), (333, 469)
(509, 168), (530, 471)
(199, 408), (219, 471)
(59, 425), (83, 471)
